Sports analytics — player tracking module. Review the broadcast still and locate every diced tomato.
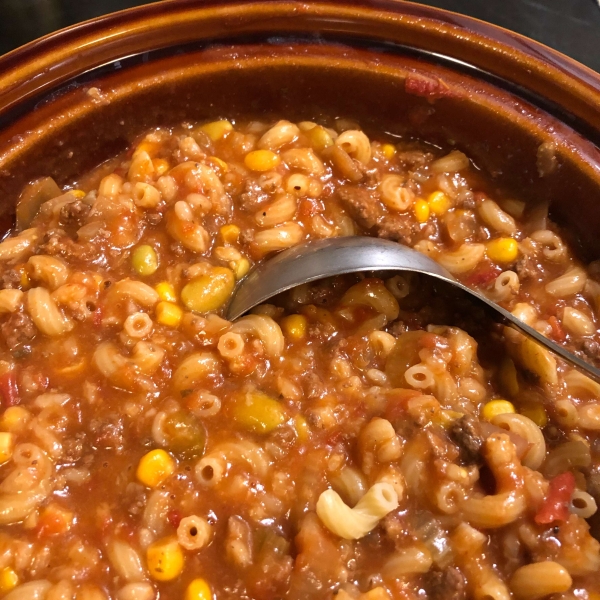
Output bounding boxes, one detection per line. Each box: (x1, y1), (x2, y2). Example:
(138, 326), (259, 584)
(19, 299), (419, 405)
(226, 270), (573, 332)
(167, 509), (182, 529)
(405, 73), (455, 99)
(298, 198), (322, 218)
(421, 331), (441, 349)
(325, 430), (345, 448)
(36, 504), (74, 537)
(464, 264), (502, 287)
(0, 371), (19, 407)
(535, 471), (575, 524)
(548, 316), (567, 343)
(384, 388), (422, 422)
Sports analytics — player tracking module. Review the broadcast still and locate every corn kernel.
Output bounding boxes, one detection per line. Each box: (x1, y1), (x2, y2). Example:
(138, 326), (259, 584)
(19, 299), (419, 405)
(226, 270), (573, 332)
(156, 301), (183, 328)
(482, 399), (516, 421)
(147, 536), (185, 582)
(0, 568), (18, 593)
(185, 578), (213, 600)
(232, 391), (286, 434)
(70, 189), (86, 199)
(414, 198), (430, 223)
(232, 258), (250, 280)
(0, 432), (14, 465)
(244, 150), (281, 172)
(19, 268), (30, 289)
(438, 409), (464, 428)
(137, 449), (176, 488)
(428, 191), (451, 216)
(134, 140), (161, 158)
(155, 282), (177, 303)
(219, 224), (240, 245)
(152, 158), (170, 176)
(209, 156), (228, 172)
(520, 403), (548, 427)
(0, 406), (31, 433)
(132, 245), (158, 276)
(306, 125), (333, 151)
(381, 144), (396, 160)
(181, 267), (235, 313)
(486, 237), (519, 264)
(200, 120), (233, 142)
(281, 314), (308, 341)
(294, 415), (310, 443)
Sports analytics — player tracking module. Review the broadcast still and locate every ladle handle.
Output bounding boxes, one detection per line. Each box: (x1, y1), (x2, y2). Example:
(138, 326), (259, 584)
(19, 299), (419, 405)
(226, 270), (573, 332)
(453, 279), (600, 384)
(227, 237), (600, 383)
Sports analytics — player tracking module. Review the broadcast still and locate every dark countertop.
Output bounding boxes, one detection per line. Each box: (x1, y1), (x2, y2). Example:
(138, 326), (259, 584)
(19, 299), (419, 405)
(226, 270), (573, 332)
(0, 0), (599, 73)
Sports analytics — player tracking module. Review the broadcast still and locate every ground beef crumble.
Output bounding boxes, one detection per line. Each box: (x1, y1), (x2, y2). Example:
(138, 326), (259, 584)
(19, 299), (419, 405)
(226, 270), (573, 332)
(449, 415), (484, 464)
(337, 186), (419, 245)
(425, 567), (467, 600)
(0, 312), (37, 355)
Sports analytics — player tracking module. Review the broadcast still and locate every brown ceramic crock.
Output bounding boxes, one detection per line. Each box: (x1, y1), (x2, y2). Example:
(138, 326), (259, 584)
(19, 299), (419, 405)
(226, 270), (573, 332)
(0, 0), (599, 255)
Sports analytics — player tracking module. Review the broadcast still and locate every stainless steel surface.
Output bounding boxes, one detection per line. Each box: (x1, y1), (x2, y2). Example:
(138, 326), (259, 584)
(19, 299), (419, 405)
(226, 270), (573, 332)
(227, 236), (600, 383)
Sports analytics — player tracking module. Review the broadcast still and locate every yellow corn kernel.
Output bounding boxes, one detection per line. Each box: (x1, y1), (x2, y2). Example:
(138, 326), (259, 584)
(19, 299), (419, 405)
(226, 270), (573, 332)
(381, 144), (396, 160)
(437, 409), (464, 428)
(209, 156), (228, 172)
(414, 198), (430, 223)
(200, 120), (233, 142)
(185, 578), (212, 600)
(152, 158), (170, 176)
(132, 245), (159, 276)
(136, 449), (176, 488)
(294, 415), (310, 443)
(155, 282), (177, 303)
(219, 224), (240, 245)
(134, 140), (161, 158)
(156, 301), (183, 328)
(147, 536), (185, 582)
(19, 268), (30, 289)
(232, 258), (250, 280)
(482, 399), (516, 421)
(0, 568), (18, 593)
(232, 391), (286, 434)
(181, 267), (235, 313)
(244, 150), (281, 172)
(486, 237), (519, 264)
(0, 432), (14, 465)
(428, 191), (451, 216)
(499, 356), (519, 397)
(0, 406), (31, 433)
(70, 189), (86, 199)
(281, 314), (308, 341)
(520, 403), (548, 428)
(306, 125), (334, 151)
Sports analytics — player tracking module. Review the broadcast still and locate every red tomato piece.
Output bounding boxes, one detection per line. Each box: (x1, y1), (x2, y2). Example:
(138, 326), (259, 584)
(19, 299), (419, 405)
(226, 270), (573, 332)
(464, 264), (501, 287)
(167, 509), (182, 529)
(548, 316), (567, 343)
(535, 471), (575, 524)
(0, 370), (19, 406)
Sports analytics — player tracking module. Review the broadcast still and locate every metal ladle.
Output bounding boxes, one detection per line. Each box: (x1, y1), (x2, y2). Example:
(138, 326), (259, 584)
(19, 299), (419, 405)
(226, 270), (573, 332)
(226, 236), (600, 383)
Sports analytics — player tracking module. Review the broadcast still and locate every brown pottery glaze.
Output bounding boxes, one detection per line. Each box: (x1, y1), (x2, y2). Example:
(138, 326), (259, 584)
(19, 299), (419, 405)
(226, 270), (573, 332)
(0, 0), (599, 255)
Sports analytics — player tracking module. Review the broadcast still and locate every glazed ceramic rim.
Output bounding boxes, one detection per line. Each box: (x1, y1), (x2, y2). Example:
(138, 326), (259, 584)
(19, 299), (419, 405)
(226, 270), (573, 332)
(0, 0), (599, 134)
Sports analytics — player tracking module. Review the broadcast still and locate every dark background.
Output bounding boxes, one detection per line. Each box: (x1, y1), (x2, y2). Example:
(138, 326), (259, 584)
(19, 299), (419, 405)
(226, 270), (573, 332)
(0, 0), (599, 73)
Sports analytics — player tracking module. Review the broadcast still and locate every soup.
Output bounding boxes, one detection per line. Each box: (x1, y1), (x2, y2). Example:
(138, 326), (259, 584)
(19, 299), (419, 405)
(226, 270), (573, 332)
(0, 117), (598, 600)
